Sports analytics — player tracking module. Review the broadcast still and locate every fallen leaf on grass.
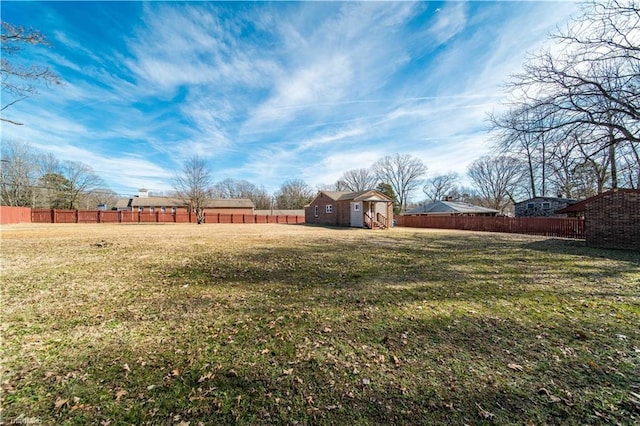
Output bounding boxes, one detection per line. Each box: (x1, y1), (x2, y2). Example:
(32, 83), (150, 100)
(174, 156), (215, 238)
(283, 368), (293, 375)
(392, 355), (401, 368)
(507, 363), (524, 372)
(115, 389), (127, 400)
(475, 403), (495, 420)
(538, 388), (561, 403)
(198, 372), (214, 382)
(54, 398), (69, 410)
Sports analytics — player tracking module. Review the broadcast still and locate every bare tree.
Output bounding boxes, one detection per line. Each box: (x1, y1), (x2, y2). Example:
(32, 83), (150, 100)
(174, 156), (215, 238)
(336, 168), (379, 192)
(1, 22), (62, 125)
(61, 160), (105, 209)
(78, 188), (119, 210)
(373, 154), (427, 212)
(498, 0), (640, 192)
(211, 178), (271, 209)
(274, 179), (314, 210)
(0, 140), (39, 206)
(423, 172), (459, 201)
(173, 156), (213, 224)
(467, 156), (524, 214)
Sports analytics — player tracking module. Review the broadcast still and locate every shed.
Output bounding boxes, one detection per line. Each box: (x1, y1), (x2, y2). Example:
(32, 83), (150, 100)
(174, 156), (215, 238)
(305, 190), (393, 229)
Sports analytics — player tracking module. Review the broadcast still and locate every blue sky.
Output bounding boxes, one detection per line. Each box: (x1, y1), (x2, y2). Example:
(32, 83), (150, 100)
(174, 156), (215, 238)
(1, 1), (578, 197)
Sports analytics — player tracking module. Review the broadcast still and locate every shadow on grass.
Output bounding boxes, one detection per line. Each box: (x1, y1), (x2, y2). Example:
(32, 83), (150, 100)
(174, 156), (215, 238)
(524, 238), (640, 263)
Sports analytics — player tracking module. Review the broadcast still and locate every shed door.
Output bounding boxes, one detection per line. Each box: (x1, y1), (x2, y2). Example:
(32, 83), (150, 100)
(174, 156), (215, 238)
(350, 202), (363, 228)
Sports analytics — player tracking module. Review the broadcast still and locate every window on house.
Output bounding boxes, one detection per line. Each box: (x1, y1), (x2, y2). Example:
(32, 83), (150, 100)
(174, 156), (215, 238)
(542, 202), (551, 209)
(161, 207), (166, 213)
(172, 207), (177, 214)
(314, 205), (319, 217)
(138, 207), (143, 212)
(354, 203), (360, 212)
(326, 204), (333, 214)
(150, 207), (155, 213)
(527, 203), (535, 209)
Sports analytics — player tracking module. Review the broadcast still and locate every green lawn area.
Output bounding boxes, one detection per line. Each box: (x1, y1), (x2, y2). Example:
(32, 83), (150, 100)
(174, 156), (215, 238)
(1, 224), (639, 425)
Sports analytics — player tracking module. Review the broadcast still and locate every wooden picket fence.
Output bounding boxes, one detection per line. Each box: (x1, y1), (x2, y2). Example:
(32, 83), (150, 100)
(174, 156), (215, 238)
(395, 215), (585, 239)
(30, 209), (305, 225)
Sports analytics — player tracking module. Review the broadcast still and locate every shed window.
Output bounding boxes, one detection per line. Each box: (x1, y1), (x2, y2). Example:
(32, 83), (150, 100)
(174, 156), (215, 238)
(542, 202), (551, 209)
(354, 203), (360, 212)
(314, 205), (319, 217)
(527, 203), (535, 209)
(326, 204), (333, 214)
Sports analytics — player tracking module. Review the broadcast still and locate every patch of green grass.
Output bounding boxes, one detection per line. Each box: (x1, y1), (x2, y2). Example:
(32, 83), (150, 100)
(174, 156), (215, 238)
(1, 224), (639, 424)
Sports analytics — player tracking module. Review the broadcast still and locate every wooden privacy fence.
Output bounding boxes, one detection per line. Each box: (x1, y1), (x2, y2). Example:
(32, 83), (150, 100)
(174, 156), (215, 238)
(0, 206), (32, 224)
(31, 209), (305, 225)
(395, 215), (585, 239)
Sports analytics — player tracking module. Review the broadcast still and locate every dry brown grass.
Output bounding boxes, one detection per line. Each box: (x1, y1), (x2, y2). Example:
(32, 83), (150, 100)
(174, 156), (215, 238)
(1, 223), (639, 425)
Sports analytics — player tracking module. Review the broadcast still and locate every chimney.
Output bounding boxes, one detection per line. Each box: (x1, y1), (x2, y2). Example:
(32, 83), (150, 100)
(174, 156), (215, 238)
(138, 188), (149, 198)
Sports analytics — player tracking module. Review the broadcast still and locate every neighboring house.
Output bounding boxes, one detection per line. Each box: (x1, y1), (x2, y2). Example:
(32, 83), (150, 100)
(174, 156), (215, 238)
(514, 197), (577, 217)
(115, 189), (254, 215)
(557, 188), (639, 251)
(114, 198), (134, 211)
(402, 200), (499, 216)
(305, 190), (394, 229)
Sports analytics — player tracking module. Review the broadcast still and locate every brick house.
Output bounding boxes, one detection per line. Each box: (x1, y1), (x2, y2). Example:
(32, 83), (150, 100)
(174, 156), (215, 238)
(305, 190), (394, 229)
(557, 189), (639, 250)
(514, 196), (577, 217)
(115, 189), (254, 215)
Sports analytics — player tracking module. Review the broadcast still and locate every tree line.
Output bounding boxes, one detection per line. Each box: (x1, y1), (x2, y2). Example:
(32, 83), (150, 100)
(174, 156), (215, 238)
(0, 140), (114, 209)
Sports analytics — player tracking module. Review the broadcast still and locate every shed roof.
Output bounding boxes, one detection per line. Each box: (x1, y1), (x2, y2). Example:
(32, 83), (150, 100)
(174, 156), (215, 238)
(319, 190), (392, 202)
(403, 200), (499, 215)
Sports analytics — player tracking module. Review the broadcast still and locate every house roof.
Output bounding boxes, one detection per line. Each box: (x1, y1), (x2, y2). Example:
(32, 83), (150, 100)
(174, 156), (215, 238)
(319, 190), (392, 202)
(202, 198), (254, 208)
(402, 200), (499, 215)
(114, 198), (132, 208)
(515, 196), (577, 205)
(128, 196), (254, 208)
(130, 196), (183, 207)
(255, 209), (305, 216)
(556, 188), (640, 214)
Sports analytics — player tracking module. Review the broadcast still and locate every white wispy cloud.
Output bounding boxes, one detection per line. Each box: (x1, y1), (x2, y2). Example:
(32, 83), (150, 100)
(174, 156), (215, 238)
(428, 1), (468, 45)
(1, 1), (580, 199)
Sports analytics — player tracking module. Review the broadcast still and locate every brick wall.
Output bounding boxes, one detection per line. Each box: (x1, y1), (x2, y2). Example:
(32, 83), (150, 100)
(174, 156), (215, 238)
(586, 189), (639, 251)
(305, 193), (340, 226)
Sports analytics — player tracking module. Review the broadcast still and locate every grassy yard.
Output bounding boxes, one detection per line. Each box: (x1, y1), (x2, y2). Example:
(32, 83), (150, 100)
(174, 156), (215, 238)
(1, 223), (639, 425)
